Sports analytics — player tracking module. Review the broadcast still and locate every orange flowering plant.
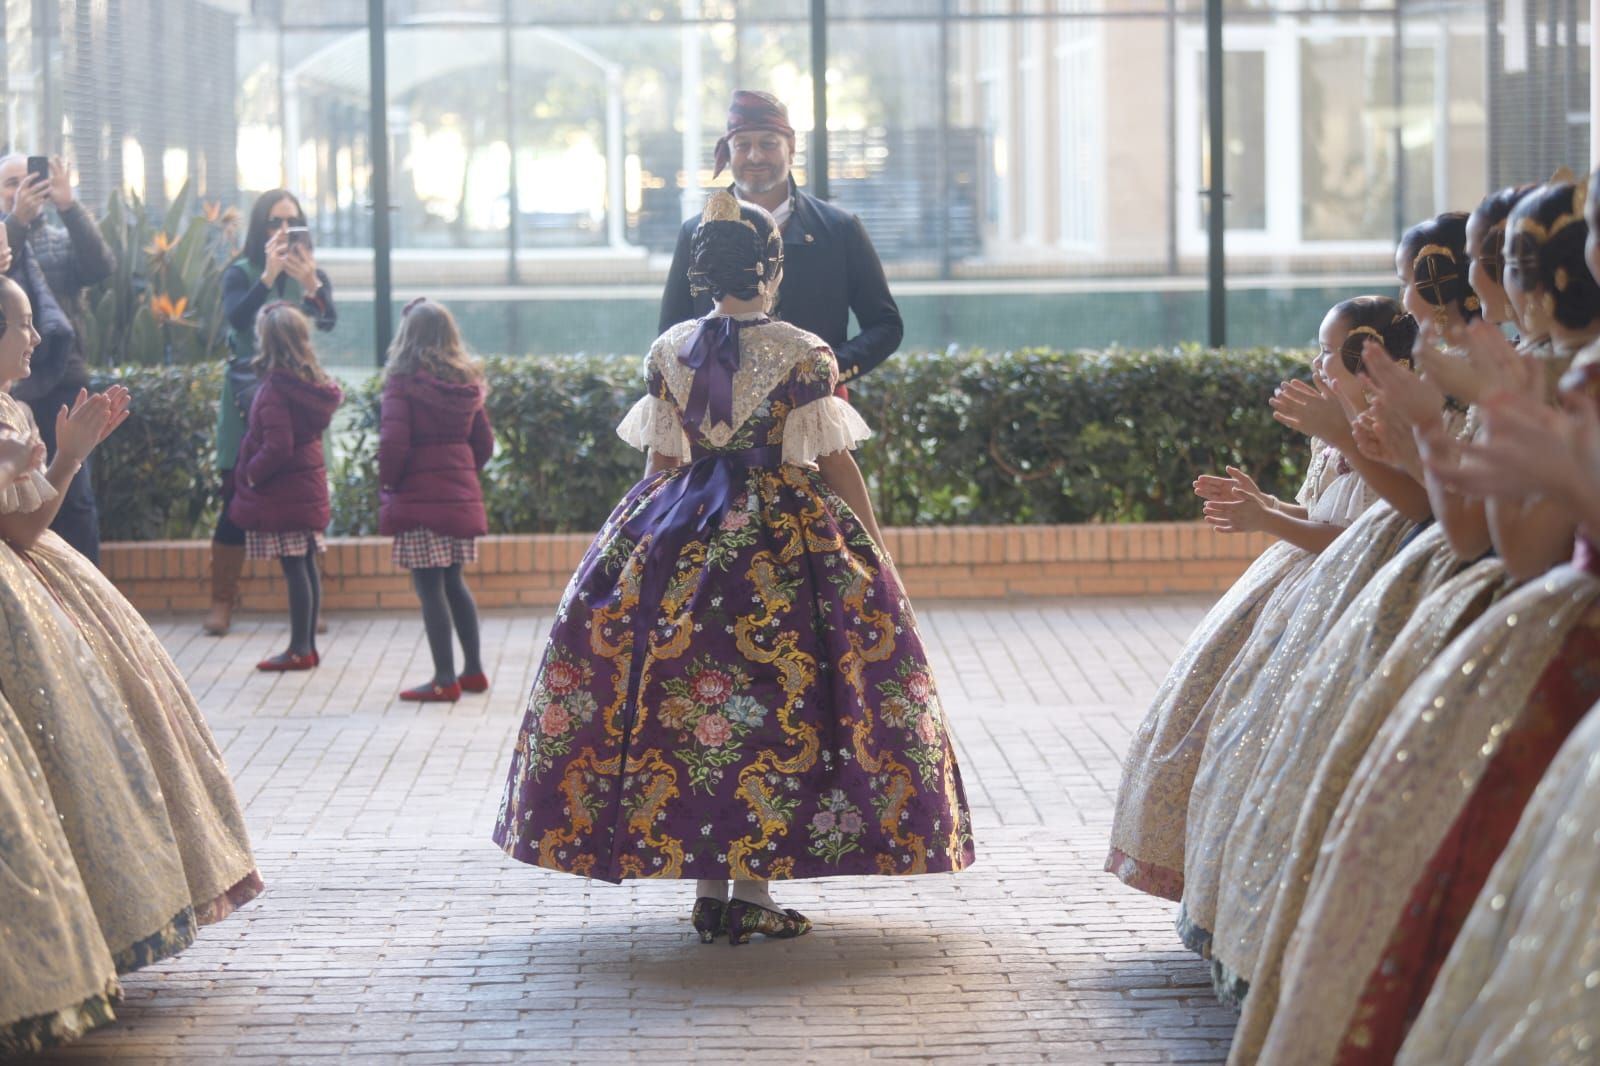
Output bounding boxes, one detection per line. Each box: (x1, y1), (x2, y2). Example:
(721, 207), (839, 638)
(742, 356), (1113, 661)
(80, 181), (238, 365)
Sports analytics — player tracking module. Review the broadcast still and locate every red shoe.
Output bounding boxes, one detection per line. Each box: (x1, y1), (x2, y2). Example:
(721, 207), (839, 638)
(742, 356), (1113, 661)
(458, 671), (490, 693)
(257, 651), (317, 672)
(400, 680), (462, 702)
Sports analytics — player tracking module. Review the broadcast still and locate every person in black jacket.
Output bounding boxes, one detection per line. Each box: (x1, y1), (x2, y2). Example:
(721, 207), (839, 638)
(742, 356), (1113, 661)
(1, 154), (117, 563)
(658, 90), (903, 388)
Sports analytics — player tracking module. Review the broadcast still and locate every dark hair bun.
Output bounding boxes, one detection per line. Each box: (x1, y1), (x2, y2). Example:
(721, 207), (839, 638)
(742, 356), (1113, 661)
(686, 194), (784, 303)
(1507, 181), (1600, 330)
(1333, 295), (1416, 373)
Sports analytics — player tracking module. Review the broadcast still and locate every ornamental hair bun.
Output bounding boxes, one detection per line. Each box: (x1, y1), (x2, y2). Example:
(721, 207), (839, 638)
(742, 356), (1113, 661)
(687, 195), (784, 303)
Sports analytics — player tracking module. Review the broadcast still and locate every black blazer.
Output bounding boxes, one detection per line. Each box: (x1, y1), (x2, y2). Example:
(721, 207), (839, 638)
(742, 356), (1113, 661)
(658, 184), (904, 384)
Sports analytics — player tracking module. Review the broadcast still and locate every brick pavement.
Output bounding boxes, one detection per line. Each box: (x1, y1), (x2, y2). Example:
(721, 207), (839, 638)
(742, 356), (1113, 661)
(29, 597), (1237, 1065)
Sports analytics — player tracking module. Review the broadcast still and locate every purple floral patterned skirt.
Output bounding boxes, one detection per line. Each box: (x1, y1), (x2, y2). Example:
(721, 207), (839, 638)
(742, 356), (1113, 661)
(492, 446), (976, 883)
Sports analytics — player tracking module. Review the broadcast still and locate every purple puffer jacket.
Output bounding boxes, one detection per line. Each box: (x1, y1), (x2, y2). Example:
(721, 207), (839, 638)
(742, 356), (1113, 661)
(377, 371), (494, 538)
(230, 369), (343, 533)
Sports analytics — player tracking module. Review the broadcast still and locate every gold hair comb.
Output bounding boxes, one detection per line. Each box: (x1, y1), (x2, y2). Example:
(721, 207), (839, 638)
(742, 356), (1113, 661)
(703, 190), (757, 233)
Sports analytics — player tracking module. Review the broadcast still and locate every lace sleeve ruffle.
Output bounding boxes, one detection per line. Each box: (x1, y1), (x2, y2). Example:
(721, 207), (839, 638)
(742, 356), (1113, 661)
(616, 394), (690, 459)
(782, 395), (872, 467)
(0, 466), (56, 515)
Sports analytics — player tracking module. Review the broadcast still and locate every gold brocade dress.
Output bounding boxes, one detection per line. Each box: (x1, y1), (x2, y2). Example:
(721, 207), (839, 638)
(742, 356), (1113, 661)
(1106, 443), (1350, 900)
(1395, 698), (1600, 1066)
(1224, 555), (1512, 1061)
(1218, 343), (1574, 1060)
(0, 686), (120, 1055)
(1176, 498), (1416, 955)
(0, 540), (195, 974)
(0, 391), (262, 924)
(1256, 562), (1600, 1065)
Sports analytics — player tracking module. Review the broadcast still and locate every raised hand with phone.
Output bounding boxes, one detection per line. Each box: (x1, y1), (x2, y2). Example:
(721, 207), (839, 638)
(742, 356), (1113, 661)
(0, 152), (118, 564)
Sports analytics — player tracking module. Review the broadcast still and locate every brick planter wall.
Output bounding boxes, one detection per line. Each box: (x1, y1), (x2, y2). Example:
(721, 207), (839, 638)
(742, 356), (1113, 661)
(101, 523), (1271, 615)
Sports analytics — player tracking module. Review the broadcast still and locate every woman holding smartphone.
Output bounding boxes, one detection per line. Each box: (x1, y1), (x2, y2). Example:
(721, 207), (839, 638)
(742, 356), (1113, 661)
(206, 190), (337, 636)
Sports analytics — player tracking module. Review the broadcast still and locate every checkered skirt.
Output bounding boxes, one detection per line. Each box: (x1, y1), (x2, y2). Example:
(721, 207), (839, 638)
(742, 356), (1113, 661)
(392, 527), (478, 570)
(245, 529), (325, 560)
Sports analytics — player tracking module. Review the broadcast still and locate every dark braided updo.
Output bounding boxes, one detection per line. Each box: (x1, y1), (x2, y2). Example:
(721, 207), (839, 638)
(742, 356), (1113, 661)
(1330, 295), (1418, 373)
(1399, 213), (1481, 322)
(687, 192), (784, 303)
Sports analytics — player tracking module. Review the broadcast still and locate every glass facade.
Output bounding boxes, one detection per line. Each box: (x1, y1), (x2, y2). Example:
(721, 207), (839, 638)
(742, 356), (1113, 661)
(0, 0), (1588, 363)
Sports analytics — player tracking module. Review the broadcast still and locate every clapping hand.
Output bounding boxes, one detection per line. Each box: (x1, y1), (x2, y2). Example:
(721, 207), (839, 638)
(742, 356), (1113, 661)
(96, 385), (132, 444)
(1361, 340), (1443, 428)
(53, 386), (131, 466)
(1202, 465), (1280, 534)
(1272, 377), (1354, 446)
(1458, 319), (1542, 401)
(1193, 471), (1243, 502)
(1411, 343), (1483, 406)
(1352, 396), (1422, 474)
(1428, 389), (1599, 504)
(0, 437), (46, 484)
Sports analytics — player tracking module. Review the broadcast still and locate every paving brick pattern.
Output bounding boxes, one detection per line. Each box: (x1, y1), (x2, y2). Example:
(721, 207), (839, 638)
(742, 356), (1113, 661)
(29, 597), (1236, 1065)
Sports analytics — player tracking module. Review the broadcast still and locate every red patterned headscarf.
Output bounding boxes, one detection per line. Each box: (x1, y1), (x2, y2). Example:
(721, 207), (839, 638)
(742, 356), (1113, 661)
(712, 90), (796, 179)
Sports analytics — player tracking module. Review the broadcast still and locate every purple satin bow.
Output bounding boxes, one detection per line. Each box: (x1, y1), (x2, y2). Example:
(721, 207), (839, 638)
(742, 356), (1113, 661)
(678, 315), (766, 431)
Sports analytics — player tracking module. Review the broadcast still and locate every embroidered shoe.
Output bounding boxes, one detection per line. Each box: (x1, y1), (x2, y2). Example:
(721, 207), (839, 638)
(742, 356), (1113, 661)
(400, 680), (462, 702)
(691, 897), (726, 944)
(724, 899), (812, 946)
(457, 671), (490, 693)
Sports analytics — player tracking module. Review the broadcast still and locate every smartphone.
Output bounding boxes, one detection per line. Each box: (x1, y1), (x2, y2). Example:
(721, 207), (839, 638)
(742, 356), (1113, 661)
(25, 156), (49, 187)
(285, 226), (312, 251)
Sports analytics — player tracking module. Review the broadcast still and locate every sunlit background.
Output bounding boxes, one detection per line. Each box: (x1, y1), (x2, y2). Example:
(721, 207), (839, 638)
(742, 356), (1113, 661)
(1, 0), (1590, 364)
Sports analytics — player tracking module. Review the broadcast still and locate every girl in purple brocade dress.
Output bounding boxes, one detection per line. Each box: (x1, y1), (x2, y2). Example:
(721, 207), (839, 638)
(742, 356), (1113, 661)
(492, 191), (975, 945)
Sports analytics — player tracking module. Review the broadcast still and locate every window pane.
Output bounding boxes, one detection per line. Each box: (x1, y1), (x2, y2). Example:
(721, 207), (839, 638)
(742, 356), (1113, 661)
(1199, 49), (1267, 231)
(1300, 31), (1396, 240)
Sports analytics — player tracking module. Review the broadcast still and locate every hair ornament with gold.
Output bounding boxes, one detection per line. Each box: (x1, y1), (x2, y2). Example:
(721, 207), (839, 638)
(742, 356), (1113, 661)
(1412, 244), (1464, 310)
(704, 189), (757, 233)
(1515, 177), (1587, 245)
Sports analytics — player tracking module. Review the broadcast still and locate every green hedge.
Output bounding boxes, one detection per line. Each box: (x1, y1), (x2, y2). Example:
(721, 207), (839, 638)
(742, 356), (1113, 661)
(91, 346), (1313, 541)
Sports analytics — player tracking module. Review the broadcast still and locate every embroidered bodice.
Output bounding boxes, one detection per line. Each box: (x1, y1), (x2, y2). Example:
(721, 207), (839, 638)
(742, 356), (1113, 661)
(618, 312), (870, 467)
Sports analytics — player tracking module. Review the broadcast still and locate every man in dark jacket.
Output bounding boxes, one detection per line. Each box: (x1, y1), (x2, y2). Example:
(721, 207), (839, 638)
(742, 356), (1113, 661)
(1, 155), (116, 562)
(658, 90), (903, 387)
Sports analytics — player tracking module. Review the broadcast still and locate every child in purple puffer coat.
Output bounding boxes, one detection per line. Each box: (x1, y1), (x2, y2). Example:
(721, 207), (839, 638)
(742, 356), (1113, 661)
(378, 298), (495, 702)
(233, 301), (343, 672)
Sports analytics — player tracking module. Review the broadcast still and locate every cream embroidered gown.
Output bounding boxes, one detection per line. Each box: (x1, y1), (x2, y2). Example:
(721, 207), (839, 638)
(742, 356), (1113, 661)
(0, 391), (262, 924)
(0, 536), (195, 973)
(0, 683), (120, 1055)
(1395, 698), (1600, 1066)
(1223, 554), (1511, 1059)
(1176, 400), (1481, 954)
(1176, 491), (1413, 954)
(1215, 344), (1573, 1057)
(1106, 441), (1351, 900)
(1249, 346), (1600, 1066)
(1253, 564), (1600, 1065)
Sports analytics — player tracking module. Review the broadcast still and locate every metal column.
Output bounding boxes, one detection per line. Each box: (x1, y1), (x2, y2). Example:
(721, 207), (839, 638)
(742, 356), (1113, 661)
(1204, 0), (1225, 346)
(367, 0), (393, 366)
(810, 0), (829, 200)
